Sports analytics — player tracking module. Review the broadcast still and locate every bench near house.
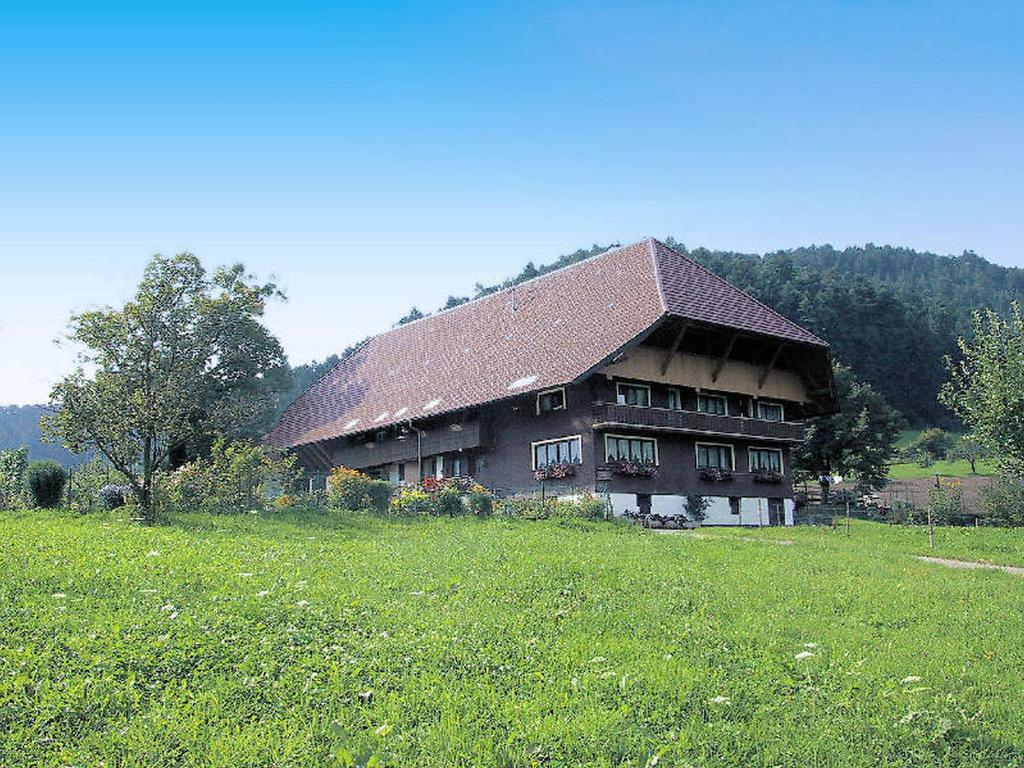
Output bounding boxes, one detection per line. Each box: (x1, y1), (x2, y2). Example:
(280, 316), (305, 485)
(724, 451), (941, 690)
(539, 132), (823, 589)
(268, 238), (837, 526)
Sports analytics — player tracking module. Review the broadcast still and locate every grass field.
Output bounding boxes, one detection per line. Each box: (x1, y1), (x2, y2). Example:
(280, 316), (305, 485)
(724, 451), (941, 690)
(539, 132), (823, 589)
(888, 429), (998, 480)
(887, 459), (998, 480)
(2, 511), (1024, 767)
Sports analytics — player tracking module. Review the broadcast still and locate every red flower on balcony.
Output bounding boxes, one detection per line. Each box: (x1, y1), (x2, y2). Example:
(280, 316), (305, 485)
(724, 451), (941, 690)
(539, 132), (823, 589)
(533, 462), (577, 481)
(606, 459), (657, 477)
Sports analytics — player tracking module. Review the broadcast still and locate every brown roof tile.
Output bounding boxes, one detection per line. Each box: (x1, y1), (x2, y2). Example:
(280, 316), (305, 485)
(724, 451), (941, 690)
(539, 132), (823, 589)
(268, 239), (827, 448)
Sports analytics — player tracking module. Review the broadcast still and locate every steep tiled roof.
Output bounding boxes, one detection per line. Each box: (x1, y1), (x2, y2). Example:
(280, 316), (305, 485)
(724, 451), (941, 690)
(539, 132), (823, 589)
(652, 240), (826, 345)
(268, 239), (828, 448)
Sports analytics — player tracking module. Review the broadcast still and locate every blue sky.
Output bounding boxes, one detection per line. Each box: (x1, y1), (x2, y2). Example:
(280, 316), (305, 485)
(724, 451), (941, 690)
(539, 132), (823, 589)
(0, 1), (1021, 404)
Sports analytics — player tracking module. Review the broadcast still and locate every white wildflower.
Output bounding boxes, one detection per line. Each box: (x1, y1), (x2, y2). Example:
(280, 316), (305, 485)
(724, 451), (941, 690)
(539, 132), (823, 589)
(710, 695), (731, 705)
(795, 651), (815, 660)
(146, 550), (160, 557)
(256, 590), (270, 597)
(51, 592), (66, 599)
(296, 600), (309, 607)
(160, 603), (176, 612)
(804, 642), (818, 649)
(900, 675), (922, 685)
(589, 656), (607, 664)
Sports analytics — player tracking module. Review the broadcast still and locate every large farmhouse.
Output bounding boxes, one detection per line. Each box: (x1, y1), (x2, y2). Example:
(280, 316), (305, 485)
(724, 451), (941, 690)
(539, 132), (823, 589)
(269, 239), (837, 525)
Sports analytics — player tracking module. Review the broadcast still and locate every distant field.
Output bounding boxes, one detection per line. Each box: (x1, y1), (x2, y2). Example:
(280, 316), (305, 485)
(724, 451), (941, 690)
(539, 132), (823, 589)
(889, 429), (998, 479)
(888, 458), (998, 479)
(2, 510), (1024, 767)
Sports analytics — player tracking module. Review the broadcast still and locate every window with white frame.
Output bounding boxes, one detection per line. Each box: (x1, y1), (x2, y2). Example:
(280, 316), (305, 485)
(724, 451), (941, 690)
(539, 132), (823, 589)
(536, 387), (566, 413)
(757, 400), (784, 421)
(532, 435), (582, 469)
(616, 382), (651, 407)
(604, 434), (658, 464)
(697, 393), (727, 415)
(667, 388), (682, 410)
(748, 447), (783, 473)
(696, 442), (734, 470)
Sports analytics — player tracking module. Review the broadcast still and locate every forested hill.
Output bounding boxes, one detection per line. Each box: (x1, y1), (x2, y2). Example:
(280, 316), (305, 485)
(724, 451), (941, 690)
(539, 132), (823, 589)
(679, 241), (1022, 426)
(0, 405), (93, 466)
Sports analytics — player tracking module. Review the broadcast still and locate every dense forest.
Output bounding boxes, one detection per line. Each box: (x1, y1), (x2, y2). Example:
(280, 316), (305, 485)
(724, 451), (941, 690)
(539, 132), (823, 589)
(5, 240), (1022, 465)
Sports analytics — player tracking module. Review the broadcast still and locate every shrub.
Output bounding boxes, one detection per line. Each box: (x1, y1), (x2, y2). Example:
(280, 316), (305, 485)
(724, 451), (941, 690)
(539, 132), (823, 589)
(68, 456), (127, 510)
(327, 466), (394, 513)
(389, 486), (436, 516)
(927, 481), (963, 525)
(980, 477), (1024, 526)
(573, 494), (608, 520)
(158, 439), (299, 515)
(0, 447), (28, 509)
(25, 460), (67, 508)
(686, 494), (709, 523)
(497, 498), (556, 519)
(904, 428), (955, 466)
(467, 490), (494, 517)
(435, 486), (464, 517)
(98, 484), (129, 510)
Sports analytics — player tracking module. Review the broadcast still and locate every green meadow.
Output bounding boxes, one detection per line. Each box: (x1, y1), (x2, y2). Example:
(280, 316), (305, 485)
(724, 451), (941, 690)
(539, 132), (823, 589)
(2, 510), (1023, 767)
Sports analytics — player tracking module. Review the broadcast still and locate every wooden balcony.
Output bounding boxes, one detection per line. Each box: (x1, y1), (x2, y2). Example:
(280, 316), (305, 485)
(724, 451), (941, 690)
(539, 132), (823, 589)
(591, 402), (805, 442)
(331, 419), (485, 469)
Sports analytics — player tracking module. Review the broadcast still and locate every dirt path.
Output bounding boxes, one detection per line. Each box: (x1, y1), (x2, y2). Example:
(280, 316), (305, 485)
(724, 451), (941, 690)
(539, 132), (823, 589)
(916, 555), (1024, 577)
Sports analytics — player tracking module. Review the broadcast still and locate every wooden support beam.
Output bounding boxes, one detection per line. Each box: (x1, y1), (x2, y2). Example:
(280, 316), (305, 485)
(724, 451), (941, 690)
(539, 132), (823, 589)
(660, 322), (689, 375)
(758, 342), (785, 389)
(711, 332), (739, 382)
(308, 441), (334, 471)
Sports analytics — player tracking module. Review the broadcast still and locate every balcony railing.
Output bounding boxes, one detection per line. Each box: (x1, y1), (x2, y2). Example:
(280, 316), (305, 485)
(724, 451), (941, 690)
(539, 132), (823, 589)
(592, 402), (805, 442)
(331, 420), (485, 469)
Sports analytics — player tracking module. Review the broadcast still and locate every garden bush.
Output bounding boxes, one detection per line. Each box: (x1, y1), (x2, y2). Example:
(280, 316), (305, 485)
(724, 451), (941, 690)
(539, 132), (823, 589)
(0, 447), (28, 509)
(67, 456), (125, 510)
(389, 486), (437, 516)
(466, 488), (494, 517)
(98, 484), (129, 510)
(979, 477), (1024, 526)
(327, 466), (394, 513)
(435, 486), (464, 517)
(25, 460), (67, 508)
(159, 439), (298, 515)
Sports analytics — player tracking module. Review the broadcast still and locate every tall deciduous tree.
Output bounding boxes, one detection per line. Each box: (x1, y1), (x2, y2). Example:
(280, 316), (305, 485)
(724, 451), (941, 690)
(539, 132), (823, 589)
(939, 303), (1024, 476)
(43, 254), (288, 519)
(793, 363), (903, 500)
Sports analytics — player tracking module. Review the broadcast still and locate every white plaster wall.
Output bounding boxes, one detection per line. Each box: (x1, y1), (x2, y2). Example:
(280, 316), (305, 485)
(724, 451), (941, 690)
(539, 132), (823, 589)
(610, 493), (791, 527)
(701, 496), (739, 526)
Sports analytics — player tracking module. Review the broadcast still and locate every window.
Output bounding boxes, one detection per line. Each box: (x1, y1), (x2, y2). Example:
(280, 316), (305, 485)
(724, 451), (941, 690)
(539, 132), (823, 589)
(616, 382), (651, 407)
(729, 497), (741, 516)
(604, 434), (658, 464)
(696, 442), (734, 470)
(667, 388), (682, 410)
(450, 456), (464, 477)
(537, 387), (566, 413)
(397, 463), (406, 483)
(697, 393), (727, 415)
(748, 447), (783, 473)
(757, 400), (784, 421)
(768, 498), (785, 526)
(532, 435), (582, 469)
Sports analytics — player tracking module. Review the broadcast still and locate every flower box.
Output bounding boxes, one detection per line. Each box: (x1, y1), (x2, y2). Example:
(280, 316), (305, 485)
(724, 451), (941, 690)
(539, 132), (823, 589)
(700, 468), (733, 482)
(753, 470), (784, 484)
(606, 459), (657, 478)
(533, 462), (577, 481)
